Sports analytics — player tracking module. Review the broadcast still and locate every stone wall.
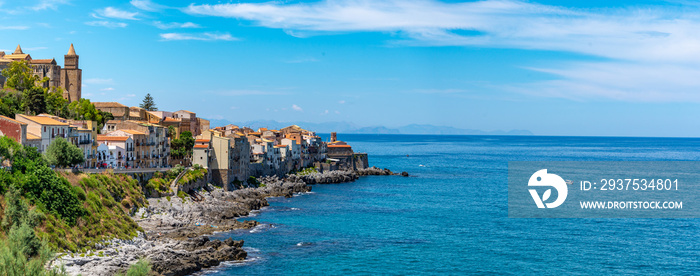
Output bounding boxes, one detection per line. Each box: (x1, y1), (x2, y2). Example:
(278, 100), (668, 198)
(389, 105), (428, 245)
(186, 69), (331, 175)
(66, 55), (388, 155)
(353, 153), (369, 170)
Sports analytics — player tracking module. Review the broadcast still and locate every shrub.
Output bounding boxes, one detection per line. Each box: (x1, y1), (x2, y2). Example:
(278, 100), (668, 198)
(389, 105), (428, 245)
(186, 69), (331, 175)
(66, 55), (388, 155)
(117, 258), (151, 276)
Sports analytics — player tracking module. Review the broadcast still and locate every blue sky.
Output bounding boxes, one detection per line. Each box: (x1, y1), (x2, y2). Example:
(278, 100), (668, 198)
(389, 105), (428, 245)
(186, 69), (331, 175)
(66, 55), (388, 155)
(1, 0), (700, 137)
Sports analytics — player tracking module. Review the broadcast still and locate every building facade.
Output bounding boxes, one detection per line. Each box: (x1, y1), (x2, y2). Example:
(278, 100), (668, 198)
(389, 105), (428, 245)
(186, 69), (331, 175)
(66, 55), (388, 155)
(0, 44), (82, 102)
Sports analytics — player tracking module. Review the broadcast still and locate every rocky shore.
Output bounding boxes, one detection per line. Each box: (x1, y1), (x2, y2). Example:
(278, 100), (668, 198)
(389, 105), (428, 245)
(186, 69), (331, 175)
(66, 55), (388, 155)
(55, 168), (406, 275)
(55, 178), (310, 275)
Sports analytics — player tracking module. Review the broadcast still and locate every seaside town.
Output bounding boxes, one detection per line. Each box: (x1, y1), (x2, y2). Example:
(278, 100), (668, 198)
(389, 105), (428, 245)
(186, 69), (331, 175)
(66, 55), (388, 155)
(0, 44), (408, 275)
(0, 44), (372, 191)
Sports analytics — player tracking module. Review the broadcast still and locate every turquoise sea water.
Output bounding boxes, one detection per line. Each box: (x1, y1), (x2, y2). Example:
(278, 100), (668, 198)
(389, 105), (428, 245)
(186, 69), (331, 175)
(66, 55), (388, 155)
(204, 135), (700, 275)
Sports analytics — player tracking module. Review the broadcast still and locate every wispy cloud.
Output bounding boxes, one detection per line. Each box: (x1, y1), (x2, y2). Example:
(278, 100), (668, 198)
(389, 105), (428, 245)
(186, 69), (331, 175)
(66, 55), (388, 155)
(86, 21), (127, 28)
(338, 100), (345, 104)
(292, 104), (303, 112)
(130, 0), (165, 12)
(183, 0), (700, 102)
(93, 7), (139, 20)
(31, 0), (69, 11)
(159, 32), (237, 41)
(0, 26), (30, 30)
(100, 87), (115, 91)
(153, 21), (201, 29)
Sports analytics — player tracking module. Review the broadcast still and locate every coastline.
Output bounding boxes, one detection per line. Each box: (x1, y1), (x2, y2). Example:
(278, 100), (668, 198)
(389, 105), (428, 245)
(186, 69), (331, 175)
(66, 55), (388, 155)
(55, 167), (406, 275)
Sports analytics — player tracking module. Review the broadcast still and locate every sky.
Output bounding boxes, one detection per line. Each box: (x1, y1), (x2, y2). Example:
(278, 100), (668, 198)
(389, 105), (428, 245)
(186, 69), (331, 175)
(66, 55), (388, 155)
(1, 0), (700, 137)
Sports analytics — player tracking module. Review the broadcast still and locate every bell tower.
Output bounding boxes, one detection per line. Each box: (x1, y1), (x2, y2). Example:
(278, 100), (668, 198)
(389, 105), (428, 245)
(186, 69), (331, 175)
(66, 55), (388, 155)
(60, 44), (81, 102)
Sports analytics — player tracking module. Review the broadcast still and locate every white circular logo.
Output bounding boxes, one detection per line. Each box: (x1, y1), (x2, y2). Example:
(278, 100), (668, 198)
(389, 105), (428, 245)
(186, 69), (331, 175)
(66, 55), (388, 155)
(528, 169), (568, 208)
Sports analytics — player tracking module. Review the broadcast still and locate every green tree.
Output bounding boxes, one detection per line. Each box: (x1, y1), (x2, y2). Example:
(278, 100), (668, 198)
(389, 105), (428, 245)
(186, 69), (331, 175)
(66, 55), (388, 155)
(0, 60), (46, 91)
(22, 86), (47, 115)
(0, 89), (23, 118)
(45, 88), (69, 117)
(44, 137), (84, 168)
(139, 93), (157, 111)
(0, 186), (66, 276)
(170, 131), (194, 159)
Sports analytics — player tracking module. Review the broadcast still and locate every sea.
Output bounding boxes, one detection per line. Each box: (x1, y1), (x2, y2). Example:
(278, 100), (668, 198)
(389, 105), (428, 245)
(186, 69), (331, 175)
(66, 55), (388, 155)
(201, 134), (700, 275)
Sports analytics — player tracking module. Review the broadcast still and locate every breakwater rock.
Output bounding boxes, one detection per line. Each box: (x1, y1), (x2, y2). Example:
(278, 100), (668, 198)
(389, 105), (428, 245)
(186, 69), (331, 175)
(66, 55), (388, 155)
(286, 170), (360, 184)
(356, 166), (409, 177)
(55, 234), (246, 276)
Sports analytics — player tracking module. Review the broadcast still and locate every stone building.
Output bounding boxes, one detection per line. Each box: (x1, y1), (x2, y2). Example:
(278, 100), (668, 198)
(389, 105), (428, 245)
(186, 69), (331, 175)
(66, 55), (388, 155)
(93, 102), (129, 120)
(0, 44), (82, 102)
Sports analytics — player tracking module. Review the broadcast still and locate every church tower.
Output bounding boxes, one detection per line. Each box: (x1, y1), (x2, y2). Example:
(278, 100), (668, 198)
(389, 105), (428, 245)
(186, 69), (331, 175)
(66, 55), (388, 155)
(60, 44), (81, 102)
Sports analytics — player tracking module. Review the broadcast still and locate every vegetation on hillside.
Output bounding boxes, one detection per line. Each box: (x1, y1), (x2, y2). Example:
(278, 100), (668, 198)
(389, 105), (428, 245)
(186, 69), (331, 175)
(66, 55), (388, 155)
(177, 166), (207, 186)
(0, 136), (146, 254)
(144, 165), (185, 197)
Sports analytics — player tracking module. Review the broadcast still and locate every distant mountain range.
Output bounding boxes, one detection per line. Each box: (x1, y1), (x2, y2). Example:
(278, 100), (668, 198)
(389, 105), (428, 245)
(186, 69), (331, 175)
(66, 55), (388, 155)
(204, 119), (533, 136)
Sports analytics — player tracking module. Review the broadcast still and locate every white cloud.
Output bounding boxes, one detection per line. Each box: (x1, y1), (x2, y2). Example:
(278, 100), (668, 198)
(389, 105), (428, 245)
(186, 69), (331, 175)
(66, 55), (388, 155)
(230, 106), (239, 110)
(159, 32), (237, 41)
(94, 7), (139, 20)
(338, 100), (345, 104)
(153, 21), (201, 29)
(86, 21), (128, 28)
(100, 87), (114, 91)
(130, 0), (165, 12)
(292, 104), (303, 111)
(183, 0), (700, 102)
(31, 0), (69, 11)
(0, 26), (30, 30)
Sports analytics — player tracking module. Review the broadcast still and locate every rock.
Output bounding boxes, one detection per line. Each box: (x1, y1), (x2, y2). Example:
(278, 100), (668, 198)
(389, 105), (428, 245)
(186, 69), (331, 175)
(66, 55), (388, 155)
(401, 171), (409, 177)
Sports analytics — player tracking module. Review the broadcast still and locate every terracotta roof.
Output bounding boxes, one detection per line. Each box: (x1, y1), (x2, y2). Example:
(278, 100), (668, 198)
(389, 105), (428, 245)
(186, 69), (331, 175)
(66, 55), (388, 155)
(3, 54), (30, 60)
(274, 145), (287, 148)
(31, 59), (56, 64)
(249, 132), (261, 136)
(193, 145), (209, 149)
(16, 114), (68, 125)
(176, 110), (195, 114)
(262, 138), (274, 143)
(26, 133), (40, 140)
(195, 139), (210, 143)
(328, 144), (352, 148)
(121, 129), (145, 135)
(93, 102), (127, 108)
(163, 117), (180, 123)
(0, 115), (27, 125)
(96, 135), (129, 142)
(13, 45), (23, 54)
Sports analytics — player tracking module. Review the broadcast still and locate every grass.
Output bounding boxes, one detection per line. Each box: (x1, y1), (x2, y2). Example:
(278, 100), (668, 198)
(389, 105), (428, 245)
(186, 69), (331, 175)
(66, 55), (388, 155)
(177, 167), (207, 186)
(296, 167), (319, 176)
(34, 171), (147, 252)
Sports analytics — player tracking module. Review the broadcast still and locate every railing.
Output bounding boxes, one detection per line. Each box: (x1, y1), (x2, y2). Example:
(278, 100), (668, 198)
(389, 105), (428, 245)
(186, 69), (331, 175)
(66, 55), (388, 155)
(79, 140), (92, 144)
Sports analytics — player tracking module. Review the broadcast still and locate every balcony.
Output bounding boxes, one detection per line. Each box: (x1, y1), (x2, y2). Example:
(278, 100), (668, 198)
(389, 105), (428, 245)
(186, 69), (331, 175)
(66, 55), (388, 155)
(79, 140), (91, 145)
